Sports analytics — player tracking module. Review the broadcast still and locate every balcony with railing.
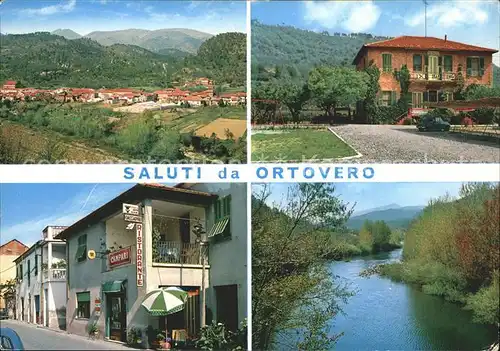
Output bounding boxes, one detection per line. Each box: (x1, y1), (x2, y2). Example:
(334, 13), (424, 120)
(42, 269), (66, 282)
(410, 71), (458, 81)
(153, 241), (206, 265)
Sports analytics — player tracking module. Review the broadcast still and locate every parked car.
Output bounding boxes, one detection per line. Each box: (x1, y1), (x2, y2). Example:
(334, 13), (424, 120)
(0, 310), (8, 320)
(417, 116), (451, 132)
(0, 328), (25, 350)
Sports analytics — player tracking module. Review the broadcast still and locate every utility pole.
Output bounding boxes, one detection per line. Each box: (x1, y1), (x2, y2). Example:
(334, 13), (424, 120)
(424, 0), (428, 37)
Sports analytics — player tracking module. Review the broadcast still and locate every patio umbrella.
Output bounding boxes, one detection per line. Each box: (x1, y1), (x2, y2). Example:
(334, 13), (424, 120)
(141, 287), (188, 344)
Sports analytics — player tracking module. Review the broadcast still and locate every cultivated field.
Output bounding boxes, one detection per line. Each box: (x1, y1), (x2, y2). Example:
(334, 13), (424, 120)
(195, 118), (247, 139)
(252, 128), (358, 162)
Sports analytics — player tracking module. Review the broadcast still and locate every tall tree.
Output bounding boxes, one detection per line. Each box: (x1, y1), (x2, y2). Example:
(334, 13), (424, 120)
(252, 184), (353, 350)
(308, 66), (369, 118)
(277, 79), (311, 123)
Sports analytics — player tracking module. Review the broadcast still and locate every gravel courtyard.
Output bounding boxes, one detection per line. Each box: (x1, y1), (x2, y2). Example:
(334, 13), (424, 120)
(331, 125), (500, 163)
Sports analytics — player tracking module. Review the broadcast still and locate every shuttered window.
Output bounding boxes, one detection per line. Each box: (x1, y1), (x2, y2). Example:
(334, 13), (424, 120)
(382, 54), (392, 72)
(443, 56), (453, 72)
(75, 234), (87, 262)
(467, 57), (482, 77)
(76, 292), (90, 319)
(209, 196), (232, 240)
(413, 55), (422, 71)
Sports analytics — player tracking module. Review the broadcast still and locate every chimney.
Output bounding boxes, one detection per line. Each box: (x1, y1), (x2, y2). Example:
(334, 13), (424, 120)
(444, 34), (447, 42)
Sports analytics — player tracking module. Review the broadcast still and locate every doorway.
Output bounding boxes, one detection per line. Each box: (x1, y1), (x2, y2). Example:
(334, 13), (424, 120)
(106, 294), (126, 342)
(428, 56), (439, 79)
(44, 289), (49, 326)
(215, 285), (238, 332)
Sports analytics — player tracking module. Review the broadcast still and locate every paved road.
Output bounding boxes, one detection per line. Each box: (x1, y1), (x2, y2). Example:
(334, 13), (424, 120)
(0, 320), (130, 350)
(331, 125), (500, 163)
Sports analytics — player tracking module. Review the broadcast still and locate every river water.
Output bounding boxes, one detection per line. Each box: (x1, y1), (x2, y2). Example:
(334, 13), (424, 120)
(329, 249), (498, 350)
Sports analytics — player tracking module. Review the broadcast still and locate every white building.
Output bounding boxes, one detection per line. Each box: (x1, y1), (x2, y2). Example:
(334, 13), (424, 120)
(14, 226), (68, 330)
(56, 183), (247, 347)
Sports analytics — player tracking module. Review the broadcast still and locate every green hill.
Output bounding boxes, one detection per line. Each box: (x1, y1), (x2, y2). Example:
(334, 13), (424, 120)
(0, 31), (245, 88)
(494, 64), (500, 87)
(251, 20), (391, 80)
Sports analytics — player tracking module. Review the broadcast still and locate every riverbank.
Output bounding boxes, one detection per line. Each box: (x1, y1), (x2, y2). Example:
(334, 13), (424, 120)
(325, 249), (498, 350)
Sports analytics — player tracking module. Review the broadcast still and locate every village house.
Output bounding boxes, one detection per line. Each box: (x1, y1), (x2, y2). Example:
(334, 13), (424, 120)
(2, 80), (17, 91)
(353, 35), (498, 110)
(14, 226), (68, 330)
(0, 239), (28, 317)
(55, 183), (246, 347)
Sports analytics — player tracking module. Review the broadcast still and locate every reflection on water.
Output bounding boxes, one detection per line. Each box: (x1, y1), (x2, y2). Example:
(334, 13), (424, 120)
(330, 249), (497, 351)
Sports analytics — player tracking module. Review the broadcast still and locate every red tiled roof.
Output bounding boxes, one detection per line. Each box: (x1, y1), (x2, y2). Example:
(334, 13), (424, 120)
(364, 36), (497, 52)
(354, 35), (497, 64)
(4, 80), (16, 85)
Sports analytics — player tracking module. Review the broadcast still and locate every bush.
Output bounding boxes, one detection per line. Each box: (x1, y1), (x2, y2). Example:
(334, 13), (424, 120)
(195, 320), (247, 350)
(116, 121), (156, 158)
(149, 131), (184, 162)
(469, 108), (495, 125)
(464, 272), (500, 324)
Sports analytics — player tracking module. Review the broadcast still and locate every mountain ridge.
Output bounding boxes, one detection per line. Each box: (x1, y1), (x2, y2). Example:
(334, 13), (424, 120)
(347, 205), (424, 230)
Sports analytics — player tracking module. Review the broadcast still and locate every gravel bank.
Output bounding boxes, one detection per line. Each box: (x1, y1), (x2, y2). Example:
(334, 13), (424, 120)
(331, 125), (500, 163)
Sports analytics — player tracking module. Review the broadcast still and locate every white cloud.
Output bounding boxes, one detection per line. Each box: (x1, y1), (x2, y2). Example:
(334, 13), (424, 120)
(303, 1), (381, 32)
(406, 0), (489, 28)
(21, 0), (76, 16)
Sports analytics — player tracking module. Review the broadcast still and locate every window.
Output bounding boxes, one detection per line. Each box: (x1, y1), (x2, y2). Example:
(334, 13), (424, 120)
(75, 234), (87, 262)
(467, 57), (484, 77)
(443, 55), (453, 72)
(209, 195), (232, 239)
(413, 54), (422, 71)
(76, 292), (90, 319)
(381, 91), (396, 106)
(34, 256), (38, 276)
(425, 90), (438, 103)
(382, 53), (392, 72)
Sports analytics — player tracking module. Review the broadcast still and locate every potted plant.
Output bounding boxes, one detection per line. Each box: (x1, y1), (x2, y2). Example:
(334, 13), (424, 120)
(127, 327), (142, 347)
(88, 322), (99, 339)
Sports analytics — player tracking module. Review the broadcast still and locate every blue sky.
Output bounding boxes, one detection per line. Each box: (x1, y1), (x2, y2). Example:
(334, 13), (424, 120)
(0, 183), (134, 247)
(252, 0), (499, 65)
(256, 182), (465, 215)
(0, 0), (246, 35)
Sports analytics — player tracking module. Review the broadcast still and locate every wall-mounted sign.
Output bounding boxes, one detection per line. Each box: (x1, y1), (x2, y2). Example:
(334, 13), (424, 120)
(124, 214), (142, 223)
(123, 203), (140, 216)
(108, 247), (131, 268)
(136, 223), (144, 287)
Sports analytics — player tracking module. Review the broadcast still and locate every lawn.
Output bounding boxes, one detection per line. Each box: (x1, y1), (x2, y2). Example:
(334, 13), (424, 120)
(163, 106), (247, 132)
(252, 129), (358, 162)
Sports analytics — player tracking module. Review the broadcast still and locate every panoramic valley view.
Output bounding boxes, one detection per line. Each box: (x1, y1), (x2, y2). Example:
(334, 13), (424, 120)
(251, 1), (500, 163)
(0, 1), (247, 164)
(252, 182), (500, 350)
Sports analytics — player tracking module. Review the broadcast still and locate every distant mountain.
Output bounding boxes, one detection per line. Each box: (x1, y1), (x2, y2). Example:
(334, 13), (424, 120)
(84, 28), (213, 54)
(347, 205), (424, 230)
(251, 20), (392, 79)
(51, 29), (82, 40)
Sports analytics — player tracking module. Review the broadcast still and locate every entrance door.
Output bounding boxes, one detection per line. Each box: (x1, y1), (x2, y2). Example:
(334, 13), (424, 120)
(215, 285), (238, 332)
(44, 289), (49, 326)
(428, 56), (439, 80)
(180, 216), (190, 244)
(106, 294), (126, 342)
(20, 298), (24, 321)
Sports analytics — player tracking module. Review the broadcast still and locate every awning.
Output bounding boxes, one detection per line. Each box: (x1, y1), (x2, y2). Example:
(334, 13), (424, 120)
(102, 280), (125, 293)
(208, 217), (229, 238)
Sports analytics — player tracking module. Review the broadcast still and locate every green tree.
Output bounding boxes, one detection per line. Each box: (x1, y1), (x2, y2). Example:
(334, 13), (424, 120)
(252, 184), (354, 350)
(308, 66), (369, 118)
(277, 79), (311, 123)
(362, 62), (380, 123)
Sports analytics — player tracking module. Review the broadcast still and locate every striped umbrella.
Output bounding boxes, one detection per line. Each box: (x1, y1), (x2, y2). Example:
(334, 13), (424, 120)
(141, 287), (188, 316)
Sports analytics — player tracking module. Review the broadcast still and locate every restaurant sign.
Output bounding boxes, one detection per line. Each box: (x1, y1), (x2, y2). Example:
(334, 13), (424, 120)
(108, 247), (131, 268)
(136, 223), (144, 287)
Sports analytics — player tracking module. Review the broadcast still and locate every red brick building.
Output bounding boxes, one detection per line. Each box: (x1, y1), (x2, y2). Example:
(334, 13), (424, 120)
(353, 36), (498, 108)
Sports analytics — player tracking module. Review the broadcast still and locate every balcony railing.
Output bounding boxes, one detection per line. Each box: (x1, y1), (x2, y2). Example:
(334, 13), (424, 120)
(42, 269), (66, 282)
(410, 71), (458, 81)
(153, 241), (206, 265)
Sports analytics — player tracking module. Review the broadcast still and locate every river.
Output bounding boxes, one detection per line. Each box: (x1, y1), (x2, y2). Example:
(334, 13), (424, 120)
(328, 249), (498, 350)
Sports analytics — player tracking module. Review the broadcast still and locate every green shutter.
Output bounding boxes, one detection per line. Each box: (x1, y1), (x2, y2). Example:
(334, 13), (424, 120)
(382, 54), (392, 72)
(466, 57), (472, 76)
(479, 57), (485, 76)
(75, 245), (86, 261)
(208, 217), (230, 238)
(425, 55), (429, 66)
(77, 292), (90, 303)
(423, 92), (429, 102)
(390, 91), (397, 105)
(223, 196), (231, 217)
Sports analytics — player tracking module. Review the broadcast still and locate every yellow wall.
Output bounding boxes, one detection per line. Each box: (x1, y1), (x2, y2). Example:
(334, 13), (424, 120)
(0, 254), (19, 309)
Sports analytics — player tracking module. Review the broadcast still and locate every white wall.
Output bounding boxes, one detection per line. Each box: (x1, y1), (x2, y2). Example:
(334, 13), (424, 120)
(189, 183), (247, 326)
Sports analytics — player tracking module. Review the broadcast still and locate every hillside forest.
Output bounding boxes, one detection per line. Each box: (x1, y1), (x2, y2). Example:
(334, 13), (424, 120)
(0, 31), (246, 88)
(251, 21), (500, 125)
